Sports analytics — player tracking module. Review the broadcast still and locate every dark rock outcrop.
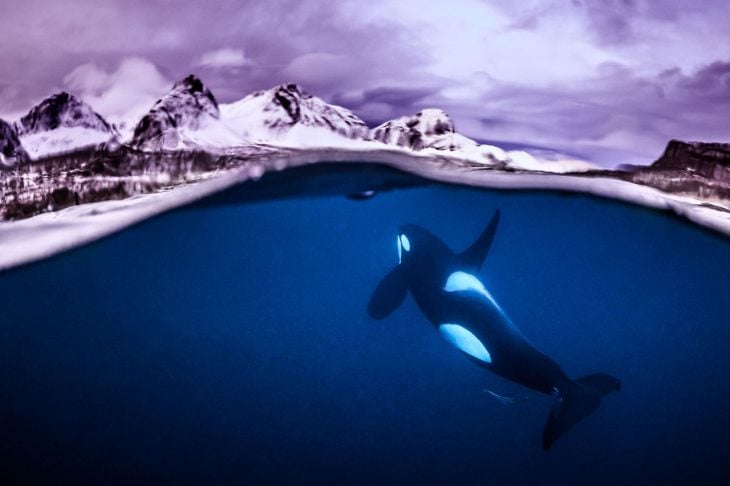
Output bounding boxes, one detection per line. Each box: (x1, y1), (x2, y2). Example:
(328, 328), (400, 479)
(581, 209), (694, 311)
(370, 109), (511, 168)
(371, 108), (456, 150)
(0, 119), (28, 165)
(628, 140), (730, 202)
(651, 140), (730, 183)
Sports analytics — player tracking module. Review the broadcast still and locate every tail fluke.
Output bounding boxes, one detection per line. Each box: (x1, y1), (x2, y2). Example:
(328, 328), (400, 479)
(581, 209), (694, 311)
(542, 374), (620, 451)
(575, 373), (621, 396)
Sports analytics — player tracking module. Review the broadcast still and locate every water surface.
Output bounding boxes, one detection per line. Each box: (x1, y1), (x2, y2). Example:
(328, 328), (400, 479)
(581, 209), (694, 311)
(1, 163), (728, 484)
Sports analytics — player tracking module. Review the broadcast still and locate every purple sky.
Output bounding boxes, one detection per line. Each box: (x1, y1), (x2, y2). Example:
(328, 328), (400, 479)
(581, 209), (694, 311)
(1, 0), (729, 165)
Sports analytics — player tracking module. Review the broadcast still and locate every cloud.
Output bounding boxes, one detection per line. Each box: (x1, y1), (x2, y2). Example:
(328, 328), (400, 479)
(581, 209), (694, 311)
(674, 61), (730, 100)
(197, 48), (249, 69)
(64, 57), (171, 126)
(573, 0), (639, 46)
(2, 0), (730, 164)
(330, 85), (442, 124)
(423, 59), (730, 166)
(0, 85), (26, 120)
(282, 52), (352, 86)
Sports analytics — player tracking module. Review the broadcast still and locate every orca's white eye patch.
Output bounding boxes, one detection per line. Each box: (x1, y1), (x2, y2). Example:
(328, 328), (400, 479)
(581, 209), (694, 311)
(400, 234), (411, 252)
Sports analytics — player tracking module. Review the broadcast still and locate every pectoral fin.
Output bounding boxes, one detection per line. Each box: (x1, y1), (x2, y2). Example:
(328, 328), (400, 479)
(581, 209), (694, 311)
(484, 389), (528, 405)
(367, 266), (408, 320)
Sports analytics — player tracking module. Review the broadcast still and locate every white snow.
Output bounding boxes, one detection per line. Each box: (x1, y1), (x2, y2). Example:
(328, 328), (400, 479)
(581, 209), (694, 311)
(219, 85), (368, 148)
(0, 146), (728, 273)
(145, 116), (245, 152)
(20, 127), (115, 159)
(14, 119), (596, 174)
(506, 150), (597, 173)
(219, 90), (278, 141)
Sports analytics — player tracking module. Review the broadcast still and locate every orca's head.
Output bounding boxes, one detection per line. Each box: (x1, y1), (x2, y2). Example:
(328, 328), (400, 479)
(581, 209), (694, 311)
(396, 224), (446, 266)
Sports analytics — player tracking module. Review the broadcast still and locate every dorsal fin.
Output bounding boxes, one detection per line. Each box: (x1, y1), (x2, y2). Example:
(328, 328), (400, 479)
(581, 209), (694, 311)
(459, 209), (500, 272)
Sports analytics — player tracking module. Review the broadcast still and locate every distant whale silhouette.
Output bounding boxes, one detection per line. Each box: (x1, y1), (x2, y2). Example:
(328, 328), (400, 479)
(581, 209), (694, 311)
(368, 210), (620, 450)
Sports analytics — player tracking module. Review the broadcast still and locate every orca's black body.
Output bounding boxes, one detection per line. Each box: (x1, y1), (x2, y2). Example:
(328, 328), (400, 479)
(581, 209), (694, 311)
(368, 210), (620, 450)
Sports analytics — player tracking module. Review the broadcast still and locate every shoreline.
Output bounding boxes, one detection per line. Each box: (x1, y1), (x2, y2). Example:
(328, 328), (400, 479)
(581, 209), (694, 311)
(0, 146), (728, 272)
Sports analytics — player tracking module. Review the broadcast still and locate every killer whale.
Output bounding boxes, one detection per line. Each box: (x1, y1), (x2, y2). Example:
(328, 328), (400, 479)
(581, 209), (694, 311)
(368, 210), (620, 450)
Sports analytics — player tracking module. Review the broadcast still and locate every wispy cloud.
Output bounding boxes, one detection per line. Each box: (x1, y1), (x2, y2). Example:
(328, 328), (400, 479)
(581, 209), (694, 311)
(64, 57), (171, 125)
(197, 48), (250, 69)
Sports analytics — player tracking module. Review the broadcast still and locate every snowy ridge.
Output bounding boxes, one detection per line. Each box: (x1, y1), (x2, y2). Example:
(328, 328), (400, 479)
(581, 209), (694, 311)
(3, 74), (596, 173)
(129, 79), (376, 152)
(220, 83), (370, 146)
(130, 75), (242, 151)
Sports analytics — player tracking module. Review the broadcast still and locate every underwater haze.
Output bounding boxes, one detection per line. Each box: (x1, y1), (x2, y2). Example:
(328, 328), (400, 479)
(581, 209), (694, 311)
(1, 164), (729, 484)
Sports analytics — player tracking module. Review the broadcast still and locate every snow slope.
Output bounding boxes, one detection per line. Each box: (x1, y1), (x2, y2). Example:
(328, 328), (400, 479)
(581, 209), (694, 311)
(20, 127), (115, 159)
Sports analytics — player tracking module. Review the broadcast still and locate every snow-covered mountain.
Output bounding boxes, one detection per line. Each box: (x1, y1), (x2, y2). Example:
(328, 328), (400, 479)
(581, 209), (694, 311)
(371, 109), (512, 164)
(371, 108), (595, 172)
(130, 75), (242, 151)
(221, 83), (370, 147)
(0, 118), (28, 166)
(3, 76), (594, 173)
(130, 79), (372, 151)
(15, 92), (116, 159)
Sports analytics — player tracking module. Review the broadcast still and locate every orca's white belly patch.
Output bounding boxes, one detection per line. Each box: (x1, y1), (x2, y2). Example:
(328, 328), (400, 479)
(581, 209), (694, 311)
(438, 323), (492, 363)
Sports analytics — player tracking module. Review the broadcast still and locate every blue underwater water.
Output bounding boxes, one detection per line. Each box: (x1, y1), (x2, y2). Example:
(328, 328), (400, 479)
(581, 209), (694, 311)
(1, 163), (729, 484)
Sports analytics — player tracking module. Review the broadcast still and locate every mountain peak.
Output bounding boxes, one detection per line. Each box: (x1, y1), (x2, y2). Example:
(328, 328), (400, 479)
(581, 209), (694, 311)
(131, 75), (224, 150)
(17, 91), (113, 136)
(372, 108), (458, 150)
(173, 75), (218, 106)
(277, 83), (304, 94)
(222, 82), (369, 141)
